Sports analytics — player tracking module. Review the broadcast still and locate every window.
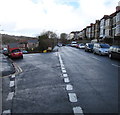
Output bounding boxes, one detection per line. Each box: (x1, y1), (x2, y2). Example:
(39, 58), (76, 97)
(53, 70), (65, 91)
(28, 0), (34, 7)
(100, 44), (110, 48)
(11, 49), (21, 53)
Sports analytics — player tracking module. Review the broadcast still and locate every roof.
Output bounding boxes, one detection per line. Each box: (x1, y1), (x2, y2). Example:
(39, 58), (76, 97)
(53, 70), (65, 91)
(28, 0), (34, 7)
(100, 15), (109, 20)
(28, 39), (38, 43)
(8, 43), (19, 48)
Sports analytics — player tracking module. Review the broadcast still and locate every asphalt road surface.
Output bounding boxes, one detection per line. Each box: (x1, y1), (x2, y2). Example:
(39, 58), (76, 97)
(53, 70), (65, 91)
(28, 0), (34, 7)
(4, 46), (120, 114)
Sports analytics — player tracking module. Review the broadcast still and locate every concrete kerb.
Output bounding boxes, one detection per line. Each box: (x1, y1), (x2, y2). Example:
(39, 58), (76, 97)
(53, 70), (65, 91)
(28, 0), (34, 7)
(8, 58), (23, 75)
(2, 58), (23, 78)
(1, 58), (22, 115)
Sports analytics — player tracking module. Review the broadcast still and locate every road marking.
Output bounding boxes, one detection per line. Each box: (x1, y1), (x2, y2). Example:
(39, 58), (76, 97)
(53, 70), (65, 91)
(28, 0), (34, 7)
(55, 52), (58, 56)
(3, 110), (11, 114)
(68, 93), (78, 102)
(63, 73), (68, 77)
(66, 84), (73, 90)
(92, 57), (101, 62)
(11, 74), (15, 78)
(73, 107), (84, 115)
(61, 67), (65, 70)
(58, 52), (84, 114)
(62, 69), (67, 73)
(10, 81), (15, 87)
(6, 92), (14, 101)
(64, 77), (70, 83)
(61, 64), (65, 68)
(112, 64), (120, 68)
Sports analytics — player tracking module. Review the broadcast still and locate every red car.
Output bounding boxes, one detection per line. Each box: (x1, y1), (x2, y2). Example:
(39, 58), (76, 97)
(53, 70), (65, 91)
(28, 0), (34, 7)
(9, 48), (23, 59)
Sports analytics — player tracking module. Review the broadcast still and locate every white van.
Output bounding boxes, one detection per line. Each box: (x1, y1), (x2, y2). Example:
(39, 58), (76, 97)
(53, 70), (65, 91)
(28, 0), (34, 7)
(71, 41), (77, 47)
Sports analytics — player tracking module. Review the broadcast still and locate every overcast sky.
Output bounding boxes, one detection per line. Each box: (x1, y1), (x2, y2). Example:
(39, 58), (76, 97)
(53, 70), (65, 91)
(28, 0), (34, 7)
(0, 0), (119, 37)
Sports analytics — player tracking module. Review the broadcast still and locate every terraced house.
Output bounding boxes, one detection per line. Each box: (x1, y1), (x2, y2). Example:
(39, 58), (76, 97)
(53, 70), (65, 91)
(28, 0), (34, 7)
(94, 20), (100, 40)
(116, 4), (120, 37)
(69, 2), (120, 44)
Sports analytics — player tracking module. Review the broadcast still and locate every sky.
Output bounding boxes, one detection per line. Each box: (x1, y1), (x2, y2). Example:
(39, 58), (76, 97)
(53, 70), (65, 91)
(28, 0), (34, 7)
(0, 0), (119, 37)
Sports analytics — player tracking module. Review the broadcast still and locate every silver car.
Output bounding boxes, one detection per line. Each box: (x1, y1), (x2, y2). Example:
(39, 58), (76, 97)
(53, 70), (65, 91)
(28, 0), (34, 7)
(93, 43), (110, 55)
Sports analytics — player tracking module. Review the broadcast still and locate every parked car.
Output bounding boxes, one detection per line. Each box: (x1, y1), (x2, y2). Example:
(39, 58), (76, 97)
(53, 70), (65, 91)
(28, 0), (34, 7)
(22, 50), (28, 54)
(93, 43), (110, 55)
(108, 45), (120, 59)
(85, 43), (94, 52)
(78, 43), (85, 49)
(2, 49), (8, 56)
(71, 41), (77, 47)
(8, 48), (23, 59)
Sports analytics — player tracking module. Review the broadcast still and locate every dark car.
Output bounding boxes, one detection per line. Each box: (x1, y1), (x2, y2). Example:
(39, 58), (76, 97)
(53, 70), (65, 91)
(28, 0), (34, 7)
(85, 43), (94, 52)
(108, 45), (120, 59)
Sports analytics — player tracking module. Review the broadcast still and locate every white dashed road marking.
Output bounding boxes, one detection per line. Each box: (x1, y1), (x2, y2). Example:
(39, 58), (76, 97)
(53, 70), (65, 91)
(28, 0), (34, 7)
(73, 107), (84, 115)
(61, 64), (65, 68)
(64, 77), (70, 83)
(61, 67), (65, 70)
(9, 81), (15, 87)
(62, 69), (67, 73)
(112, 64), (120, 68)
(63, 73), (68, 77)
(66, 84), (73, 91)
(11, 74), (15, 78)
(3, 110), (11, 114)
(58, 52), (84, 115)
(68, 93), (78, 102)
(6, 92), (14, 101)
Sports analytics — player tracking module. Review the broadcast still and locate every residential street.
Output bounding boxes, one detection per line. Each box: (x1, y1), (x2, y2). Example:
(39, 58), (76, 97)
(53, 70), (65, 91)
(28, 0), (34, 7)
(2, 46), (120, 114)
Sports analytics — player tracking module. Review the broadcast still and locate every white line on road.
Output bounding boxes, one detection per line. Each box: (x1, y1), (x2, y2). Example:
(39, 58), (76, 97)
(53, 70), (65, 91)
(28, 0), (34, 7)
(66, 84), (73, 91)
(92, 57), (102, 62)
(6, 92), (14, 101)
(58, 52), (84, 114)
(11, 74), (15, 78)
(112, 64), (120, 68)
(61, 64), (65, 68)
(73, 107), (84, 115)
(55, 52), (58, 56)
(68, 93), (78, 102)
(61, 67), (65, 70)
(3, 110), (11, 114)
(9, 81), (15, 87)
(63, 73), (68, 77)
(64, 77), (70, 83)
(62, 69), (67, 73)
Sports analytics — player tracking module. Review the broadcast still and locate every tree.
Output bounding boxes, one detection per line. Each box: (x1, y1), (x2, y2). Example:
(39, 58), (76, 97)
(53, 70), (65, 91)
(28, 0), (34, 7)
(60, 33), (68, 44)
(37, 31), (58, 52)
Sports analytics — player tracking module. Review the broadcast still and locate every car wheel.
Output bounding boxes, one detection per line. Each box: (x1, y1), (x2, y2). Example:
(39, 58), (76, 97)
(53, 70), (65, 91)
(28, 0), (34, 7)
(20, 56), (23, 59)
(99, 51), (102, 56)
(109, 53), (113, 59)
(93, 50), (96, 54)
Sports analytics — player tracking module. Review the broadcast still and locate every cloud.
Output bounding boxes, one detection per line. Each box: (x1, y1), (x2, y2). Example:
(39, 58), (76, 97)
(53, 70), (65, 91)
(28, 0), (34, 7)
(0, 0), (119, 36)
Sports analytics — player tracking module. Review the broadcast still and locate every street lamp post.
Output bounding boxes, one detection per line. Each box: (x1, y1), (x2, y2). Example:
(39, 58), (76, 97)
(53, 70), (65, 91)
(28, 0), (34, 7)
(0, 25), (3, 115)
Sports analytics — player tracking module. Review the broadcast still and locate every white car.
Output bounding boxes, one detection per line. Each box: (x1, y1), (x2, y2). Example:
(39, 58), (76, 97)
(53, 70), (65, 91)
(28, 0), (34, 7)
(93, 43), (110, 55)
(71, 41), (77, 47)
(78, 43), (85, 49)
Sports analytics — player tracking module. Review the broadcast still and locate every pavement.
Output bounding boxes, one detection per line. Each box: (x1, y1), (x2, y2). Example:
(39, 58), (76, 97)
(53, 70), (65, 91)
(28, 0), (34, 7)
(0, 53), (15, 77)
(0, 53), (15, 115)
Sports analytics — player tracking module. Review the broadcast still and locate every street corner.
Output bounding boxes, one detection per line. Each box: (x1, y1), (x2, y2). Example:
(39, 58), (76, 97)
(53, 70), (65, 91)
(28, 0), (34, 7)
(1, 54), (15, 77)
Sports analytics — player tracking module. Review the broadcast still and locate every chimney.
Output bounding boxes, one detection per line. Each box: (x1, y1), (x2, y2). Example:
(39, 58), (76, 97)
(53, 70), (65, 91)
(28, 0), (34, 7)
(116, 1), (120, 11)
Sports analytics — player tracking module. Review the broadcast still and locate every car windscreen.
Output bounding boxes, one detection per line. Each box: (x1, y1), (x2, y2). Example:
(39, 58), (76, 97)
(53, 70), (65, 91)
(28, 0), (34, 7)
(88, 44), (93, 48)
(11, 49), (21, 53)
(80, 44), (84, 46)
(100, 44), (110, 48)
